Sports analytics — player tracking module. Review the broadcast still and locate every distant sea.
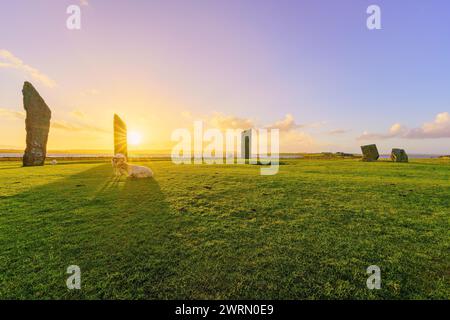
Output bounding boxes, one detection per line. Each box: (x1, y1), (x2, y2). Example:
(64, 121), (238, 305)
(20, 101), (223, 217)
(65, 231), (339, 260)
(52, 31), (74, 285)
(0, 153), (445, 159)
(0, 153), (166, 158)
(379, 154), (443, 159)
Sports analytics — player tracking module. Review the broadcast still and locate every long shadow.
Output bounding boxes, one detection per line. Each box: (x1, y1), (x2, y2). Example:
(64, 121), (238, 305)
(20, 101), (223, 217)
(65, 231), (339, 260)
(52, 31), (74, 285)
(0, 164), (183, 299)
(0, 160), (110, 171)
(0, 164), (23, 170)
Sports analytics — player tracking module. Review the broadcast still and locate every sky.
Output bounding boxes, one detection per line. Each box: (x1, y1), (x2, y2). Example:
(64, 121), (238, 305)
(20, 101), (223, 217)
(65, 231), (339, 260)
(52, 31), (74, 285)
(0, 0), (449, 154)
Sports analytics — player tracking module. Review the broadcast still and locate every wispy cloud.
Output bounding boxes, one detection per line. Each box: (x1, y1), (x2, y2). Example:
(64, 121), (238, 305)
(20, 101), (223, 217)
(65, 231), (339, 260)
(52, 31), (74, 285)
(54, 110), (109, 133)
(358, 112), (450, 140)
(328, 129), (350, 135)
(0, 108), (25, 120)
(51, 120), (109, 133)
(70, 109), (87, 120)
(0, 50), (56, 88)
(266, 114), (326, 131)
(0, 107), (108, 133)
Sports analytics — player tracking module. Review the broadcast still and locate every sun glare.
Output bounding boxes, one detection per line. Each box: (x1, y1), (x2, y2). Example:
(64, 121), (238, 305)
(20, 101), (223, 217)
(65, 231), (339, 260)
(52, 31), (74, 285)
(128, 131), (142, 145)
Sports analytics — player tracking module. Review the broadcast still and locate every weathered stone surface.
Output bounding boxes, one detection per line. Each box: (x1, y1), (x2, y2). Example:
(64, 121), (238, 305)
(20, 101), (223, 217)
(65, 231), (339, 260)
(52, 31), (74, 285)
(360, 144), (379, 162)
(114, 114), (128, 158)
(22, 82), (51, 166)
(391, 148), (408, 162)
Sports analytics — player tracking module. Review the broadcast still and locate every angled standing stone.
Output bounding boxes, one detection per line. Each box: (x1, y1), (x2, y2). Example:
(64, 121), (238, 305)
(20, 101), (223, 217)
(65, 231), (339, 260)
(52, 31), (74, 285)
(391, 148), (408, 162)
(22, 82), (51, 166)
(114, 114), (128, 158)
(360, 144), (379, 162)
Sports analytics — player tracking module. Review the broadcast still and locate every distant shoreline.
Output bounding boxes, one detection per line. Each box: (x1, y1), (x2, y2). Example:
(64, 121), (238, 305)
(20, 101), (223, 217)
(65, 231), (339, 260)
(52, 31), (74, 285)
(0, 152), (447, 161)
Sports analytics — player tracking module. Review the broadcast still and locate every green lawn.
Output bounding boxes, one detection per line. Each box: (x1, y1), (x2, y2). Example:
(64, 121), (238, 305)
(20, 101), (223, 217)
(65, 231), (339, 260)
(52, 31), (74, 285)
(0, 158), (448, 299)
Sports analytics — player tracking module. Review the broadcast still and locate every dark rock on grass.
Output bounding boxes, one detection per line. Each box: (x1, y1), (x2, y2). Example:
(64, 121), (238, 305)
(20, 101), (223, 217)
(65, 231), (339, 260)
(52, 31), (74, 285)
(360, 144), (379, 162)
(22, 82), (51, 167)
(391, 148), (409, 162)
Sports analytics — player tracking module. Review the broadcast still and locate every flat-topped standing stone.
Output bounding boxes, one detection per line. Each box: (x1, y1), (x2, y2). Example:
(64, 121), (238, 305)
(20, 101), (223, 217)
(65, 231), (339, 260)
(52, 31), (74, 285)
(360, 144), (379, 162)
(391, 148), (408, 162)
(22, 82), (51, 166)
(114, 114), (128, 158)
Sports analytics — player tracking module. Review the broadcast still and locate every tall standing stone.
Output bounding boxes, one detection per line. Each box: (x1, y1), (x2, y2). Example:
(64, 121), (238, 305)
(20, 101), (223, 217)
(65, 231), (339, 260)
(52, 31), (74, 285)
(22, 82), (51, 166)
(114, 114), (128, 158)
(241, 129), (257, 164)
(360, 144), (379, 162)
(391, 148), (408, 162)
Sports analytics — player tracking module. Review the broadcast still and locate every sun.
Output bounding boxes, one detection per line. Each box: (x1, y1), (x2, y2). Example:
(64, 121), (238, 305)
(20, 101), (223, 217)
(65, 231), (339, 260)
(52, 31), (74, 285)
(128, 131), (142, 145)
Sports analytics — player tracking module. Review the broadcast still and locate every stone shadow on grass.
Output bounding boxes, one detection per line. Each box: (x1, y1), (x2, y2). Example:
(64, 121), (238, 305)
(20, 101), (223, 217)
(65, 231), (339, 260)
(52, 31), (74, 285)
(0, 163), (183, 299)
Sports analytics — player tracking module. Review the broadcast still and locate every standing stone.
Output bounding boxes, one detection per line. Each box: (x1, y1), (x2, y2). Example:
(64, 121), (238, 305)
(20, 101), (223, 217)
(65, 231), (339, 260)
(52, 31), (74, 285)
(360, 144), (379, 162)
(391, 148), (408, 162)
(114, 114), (128, 158)
(241, 129), (257, 164)
(22, 82), (51, 166)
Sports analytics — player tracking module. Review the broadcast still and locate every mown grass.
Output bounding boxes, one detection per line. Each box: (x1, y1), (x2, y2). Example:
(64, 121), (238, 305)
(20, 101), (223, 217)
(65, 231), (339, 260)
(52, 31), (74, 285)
(0, 158), (448, 299)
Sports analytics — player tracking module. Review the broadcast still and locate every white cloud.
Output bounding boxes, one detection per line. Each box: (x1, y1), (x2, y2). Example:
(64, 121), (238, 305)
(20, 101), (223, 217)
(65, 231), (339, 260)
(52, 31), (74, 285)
(358, 112), (450, 140)
(266, 114), (326, 131)
(266, 113), (301, 131)
(405, 112), (450, 139)
(207, 112), (255, 130)
(279, 130), (316, 152)
(0, 50), (56, 88)
(202, 112), (317, 152)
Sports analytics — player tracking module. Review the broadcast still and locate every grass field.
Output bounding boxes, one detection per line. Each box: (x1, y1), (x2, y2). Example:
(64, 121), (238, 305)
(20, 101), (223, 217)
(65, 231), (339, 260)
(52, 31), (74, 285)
(0, 158), (448, 299)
